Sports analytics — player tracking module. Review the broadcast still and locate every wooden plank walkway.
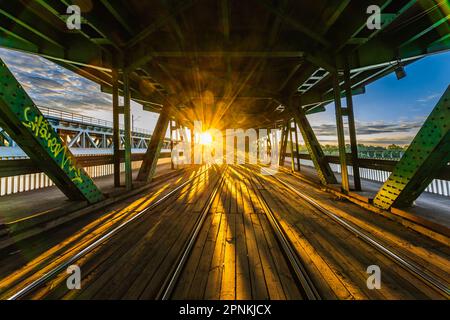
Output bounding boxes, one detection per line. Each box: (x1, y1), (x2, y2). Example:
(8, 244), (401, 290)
(172, 166), (302, 300)
(0, 164), (448, 300)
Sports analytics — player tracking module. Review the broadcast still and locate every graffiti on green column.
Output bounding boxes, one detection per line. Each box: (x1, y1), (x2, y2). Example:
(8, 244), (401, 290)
(21, 107), (83, 183)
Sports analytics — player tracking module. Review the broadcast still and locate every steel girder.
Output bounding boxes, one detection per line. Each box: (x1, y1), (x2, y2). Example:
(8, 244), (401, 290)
(279, 123), (289, 166)
(137, 105), (171, 182)
(289, 119), (301, 172)
(0, 58), (104, 203)
(373, 86), (450, 209)
(288, 101), (337, 185)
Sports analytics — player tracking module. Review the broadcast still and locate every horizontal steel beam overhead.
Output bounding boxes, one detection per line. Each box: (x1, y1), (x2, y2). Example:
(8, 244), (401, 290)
(0, 1), (112, 71)
(0, 58), (104, 203)
(344, 38), (450, 71)
(298, 87), (366, 108)
(129, 51), (305, 58)
(99, 0), (136, 35)
(373, 86), (450, 209)
(126, 0), (198, 47)
(255, 0), (330, 47)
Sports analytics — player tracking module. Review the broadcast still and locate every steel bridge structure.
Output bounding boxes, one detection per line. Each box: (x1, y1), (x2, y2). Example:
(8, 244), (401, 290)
(0, 0), (448, 301)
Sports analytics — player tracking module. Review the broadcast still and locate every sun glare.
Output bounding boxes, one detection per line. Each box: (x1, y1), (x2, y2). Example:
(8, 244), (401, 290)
(199, 131), (213, 146)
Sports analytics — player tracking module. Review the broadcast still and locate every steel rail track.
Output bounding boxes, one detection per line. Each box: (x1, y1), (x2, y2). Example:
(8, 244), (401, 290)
(244, 166), (321, 300)
(159, 165), (320, 300)
(157, 166), (228, 300)
(260, 166), (450, 298)
(6, 165), (216, 300)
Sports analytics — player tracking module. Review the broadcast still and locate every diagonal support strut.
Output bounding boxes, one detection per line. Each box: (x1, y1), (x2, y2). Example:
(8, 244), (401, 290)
(136, 105), (171, 182)
(373, 86), (450, 209)
(0, 58), (104, 203)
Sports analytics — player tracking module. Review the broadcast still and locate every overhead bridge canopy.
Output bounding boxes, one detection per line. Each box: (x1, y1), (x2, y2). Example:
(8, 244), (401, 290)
(0, 0), (448, 129)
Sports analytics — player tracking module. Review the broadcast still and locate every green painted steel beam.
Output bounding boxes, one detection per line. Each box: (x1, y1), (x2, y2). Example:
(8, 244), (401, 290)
(99, 0), (135, 35)
(288, 100), (337, 185)
(137, 105), (171, 183)
(0, 3), (64, 49)
(0, 58), (104, 203)
(305, 105), (326, 115)
(332, 72), (350, 193)
(400, 14), (450, 49)
(373, 86), (450, 209)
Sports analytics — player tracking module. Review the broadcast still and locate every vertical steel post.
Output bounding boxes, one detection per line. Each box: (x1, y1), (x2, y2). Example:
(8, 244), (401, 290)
(333, 72), (350, 193)
(288, 120), (295, 172)
(170, 120), (175, 170)
(344, 58), (362, 191)
(256, 128), (260, 164)
(191, 126), (195, 165)
(112, 69), (121, 187)
(279, 123), (288, 166)
(123, 70), (133, 190)
(293, 120), (301, 171)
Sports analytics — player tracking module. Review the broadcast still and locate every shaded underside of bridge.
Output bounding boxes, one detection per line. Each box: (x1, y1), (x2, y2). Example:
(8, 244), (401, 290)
(0, 1), (449, 301)
(0, 0), (447, 125)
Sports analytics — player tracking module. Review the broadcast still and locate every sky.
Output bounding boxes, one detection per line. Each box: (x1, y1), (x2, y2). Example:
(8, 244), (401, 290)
(0, 47), (449, 146)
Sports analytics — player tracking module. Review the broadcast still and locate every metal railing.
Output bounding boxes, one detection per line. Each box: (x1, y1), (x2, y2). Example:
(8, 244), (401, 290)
(295, 155), (450, 198)
(0, 161), (140, 196)
(0, 152), (170, 197)
(38, 106), (153, 136)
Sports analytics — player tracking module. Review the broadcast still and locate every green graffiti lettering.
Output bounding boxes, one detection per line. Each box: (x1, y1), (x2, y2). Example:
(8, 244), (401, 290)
(21, 107), (84, 185)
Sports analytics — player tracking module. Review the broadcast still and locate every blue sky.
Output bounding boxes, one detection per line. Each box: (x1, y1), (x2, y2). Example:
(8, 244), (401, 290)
(308, 50), (450, 145)
(0, 47), (448, 145)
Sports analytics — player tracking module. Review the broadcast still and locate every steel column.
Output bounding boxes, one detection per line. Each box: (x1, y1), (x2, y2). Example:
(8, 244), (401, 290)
(373, 86), (450, 209)
(256, 128), (260, 164)
(288, 100), (336, 185)
(123, 71), (133, 190)
(333, 72), (350, 193)
(0, 58), (103, 203)
(279, 123), (289, 166)
(191, 126), (195, 164)
(344, 58), (362, 191)
(170, 120), (175, 170)
(288, 120), (295, 172)
(112, 69), (121, 187)
(293, 120), (301, 171)
(137, 105), (171, 182)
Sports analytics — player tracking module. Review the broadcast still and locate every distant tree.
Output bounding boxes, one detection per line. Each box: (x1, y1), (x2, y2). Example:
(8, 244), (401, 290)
(387, 144), (403, 150)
